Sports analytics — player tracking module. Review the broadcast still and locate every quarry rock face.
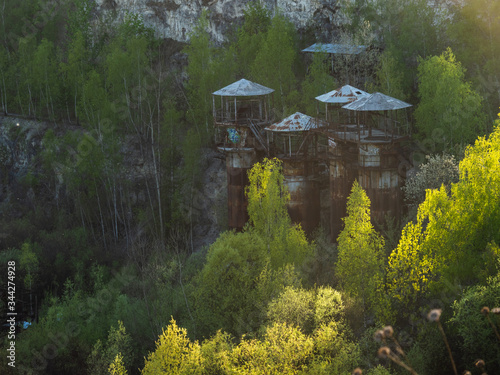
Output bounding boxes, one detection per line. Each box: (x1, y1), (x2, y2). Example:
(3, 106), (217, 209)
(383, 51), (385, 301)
(94, 0), (340, 43)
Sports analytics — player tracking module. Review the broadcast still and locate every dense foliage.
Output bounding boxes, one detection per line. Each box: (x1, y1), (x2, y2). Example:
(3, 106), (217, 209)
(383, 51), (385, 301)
(1, 1), (500, 374)
(415, 48), (487, 152)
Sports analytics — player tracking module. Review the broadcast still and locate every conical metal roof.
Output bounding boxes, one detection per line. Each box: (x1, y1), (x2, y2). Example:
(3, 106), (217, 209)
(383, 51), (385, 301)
(265, 112), (320, 132)
(212, 79), (274, 97)
(315, 85), (369, 104)
(342, 92), (412, 111)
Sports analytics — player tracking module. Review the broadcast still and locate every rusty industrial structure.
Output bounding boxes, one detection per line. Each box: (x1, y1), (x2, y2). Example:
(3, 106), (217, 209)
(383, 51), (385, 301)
(213, 79), (412, 240)
(213, 79), (273, 230)
(265, 112), (323, 235)
(317, 89), (411, 239)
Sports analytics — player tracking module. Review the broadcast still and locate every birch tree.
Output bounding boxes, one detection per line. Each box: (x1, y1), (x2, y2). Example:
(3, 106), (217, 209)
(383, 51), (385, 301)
(251, 11), (297, 117)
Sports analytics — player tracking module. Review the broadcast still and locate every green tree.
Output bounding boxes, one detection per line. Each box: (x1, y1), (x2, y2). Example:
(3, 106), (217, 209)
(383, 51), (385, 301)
(341, 0), (377, 34)
(181, 128), (202, 251)
(371, 0), (445, 96)
(449, 273), (500, 374)
(184, 10), (236, 139)
(80, 68), (108, 127)
(266, 286), (345, 335)
(246, 158), (290, 241)
(267, 286), (316, 334)
(141, 318), (203, 375)
(104, 34), (149, 135)
(199, 330), (234, 374)
(0, 45), (9, 112)
(387, 116), (500, 315)
(137, 309), (362, 375)
(253, 260), (302, 316)
(88, 321), (134, 375)
(16, 36), (37, 116)
(192, 230), (268, 337)
(415, 48), (487, 152)
(246, 158), (313, 269)
(446, 0), (500, 120)
(314, 286), (345, 328)
(251, 12), (298, 116)
(162, 100), (184, 227)
(225, 322), (314, 374)
(67, 0), (94, 45)
(301, 49), (336, 115)
(0, 0), (40, 51)
(335, 181), (385, 320)
(13, 275), (143, 374)
(19, 241), (39, 290)
(60, 30), (89, 121)
(32, 38), (59, 119)
(368, 48), (407, 100)
(331, 19), (378, 89)
(386, 217), (435, 316)
(310, 321), (361, 374)
(19, 241), (39, 317)
(236, 1), (271, 76)
(222, 320), (359, 374)
(108, 353), (128, 375)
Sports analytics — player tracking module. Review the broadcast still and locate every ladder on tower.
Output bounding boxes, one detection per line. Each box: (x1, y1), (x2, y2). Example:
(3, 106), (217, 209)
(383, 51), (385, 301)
(296, 117), (317, 156)
(248, 119), (268, 154)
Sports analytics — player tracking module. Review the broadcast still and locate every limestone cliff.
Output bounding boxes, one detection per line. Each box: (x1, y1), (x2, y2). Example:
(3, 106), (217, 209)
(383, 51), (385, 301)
(95, 0), (341, 43)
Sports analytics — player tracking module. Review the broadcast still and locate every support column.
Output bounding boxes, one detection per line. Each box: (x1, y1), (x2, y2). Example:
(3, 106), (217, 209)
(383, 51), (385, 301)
(226, 149), (256, 231)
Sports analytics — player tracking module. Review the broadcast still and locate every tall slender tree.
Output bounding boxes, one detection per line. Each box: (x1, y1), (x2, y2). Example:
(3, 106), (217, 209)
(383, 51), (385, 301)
(335, 181), (385, 321)
(251, 12), (297, 116)
(246, 158), (312, 269)
(184, 10), (236, 141)
(236, 1), (271, 76)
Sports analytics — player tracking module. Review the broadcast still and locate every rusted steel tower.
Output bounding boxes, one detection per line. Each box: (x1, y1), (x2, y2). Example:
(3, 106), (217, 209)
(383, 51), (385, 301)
(316, 87), (412, 240)
(212, 79), (274, 231)
(315, 85), (369, 239)
(265, 112), (323, 236)
(342, 92), (411, 225)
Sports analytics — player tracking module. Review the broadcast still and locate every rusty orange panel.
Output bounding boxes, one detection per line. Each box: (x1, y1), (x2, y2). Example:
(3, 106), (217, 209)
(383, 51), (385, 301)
(226, 150), (256, 231)
(329, 159), (356, 241)
(328, 141), (357, 241)
(357, 142), (403, 226)
(364, 186), (401, 224)
(282, 159), (320, 237)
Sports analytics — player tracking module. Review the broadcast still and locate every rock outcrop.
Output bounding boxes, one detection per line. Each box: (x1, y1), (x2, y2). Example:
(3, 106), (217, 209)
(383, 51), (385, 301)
(94, 0), (341, 43)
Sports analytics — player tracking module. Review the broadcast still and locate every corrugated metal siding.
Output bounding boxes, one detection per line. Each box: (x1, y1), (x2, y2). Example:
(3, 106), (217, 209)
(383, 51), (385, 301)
(283, 160), (320, 237)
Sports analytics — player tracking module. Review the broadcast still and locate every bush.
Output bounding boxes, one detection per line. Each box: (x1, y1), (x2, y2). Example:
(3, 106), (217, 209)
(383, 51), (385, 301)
(449, 274), (500, 373)
(403, 153), (459, 207)
(266, 286), (345, 335)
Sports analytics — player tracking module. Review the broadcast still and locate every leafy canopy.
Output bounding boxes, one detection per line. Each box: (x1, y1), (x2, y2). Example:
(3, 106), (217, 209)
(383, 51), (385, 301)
(387, 114), (500, 314)
(246, 157), (312, 269)
(141, 318), (202, 375)
(192, 230), (268, 337)
(415, 48), (486, 152)
(251, 12), (298, 116)
(336, 181), (385, 317)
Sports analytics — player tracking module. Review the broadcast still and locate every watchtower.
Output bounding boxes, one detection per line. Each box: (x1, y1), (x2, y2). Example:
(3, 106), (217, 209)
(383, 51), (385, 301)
(316, 88), (412, 239)
(212, 79), (274, 230)
(265, 112), (323, 235)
